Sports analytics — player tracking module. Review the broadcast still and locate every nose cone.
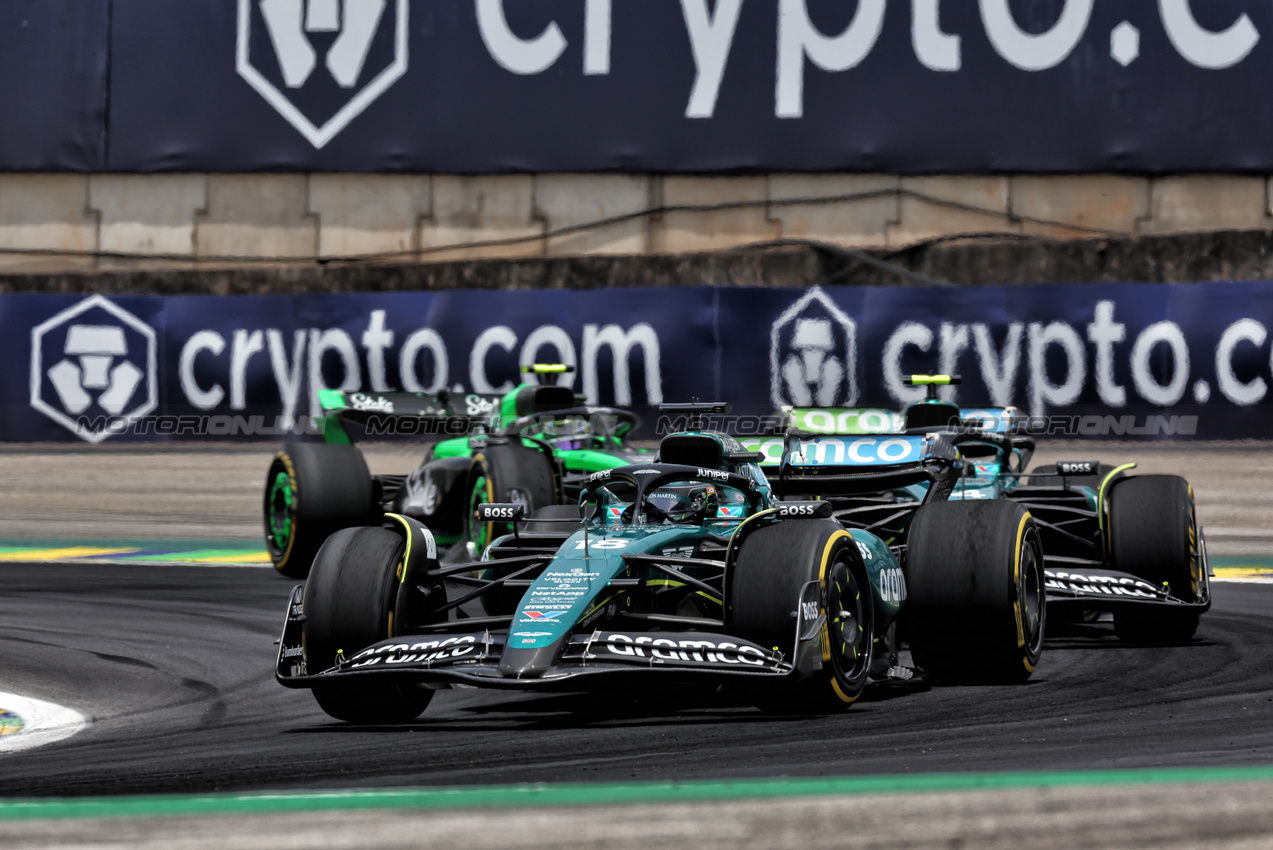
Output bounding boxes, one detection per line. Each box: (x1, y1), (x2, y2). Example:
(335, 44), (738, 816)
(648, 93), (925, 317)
(497, 644), (560, 679)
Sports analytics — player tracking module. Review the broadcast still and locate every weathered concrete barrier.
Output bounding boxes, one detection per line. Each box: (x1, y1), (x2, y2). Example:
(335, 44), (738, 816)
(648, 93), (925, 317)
(1, 173), (1272, 286)
(4, 229), (1273, 296)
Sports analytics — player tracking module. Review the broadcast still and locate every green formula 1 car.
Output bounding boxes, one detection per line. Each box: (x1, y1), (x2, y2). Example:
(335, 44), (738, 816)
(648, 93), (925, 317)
(264, 365), (649, 578)
(743, 374), (1211, 644)
(275, 404), (1043, 723)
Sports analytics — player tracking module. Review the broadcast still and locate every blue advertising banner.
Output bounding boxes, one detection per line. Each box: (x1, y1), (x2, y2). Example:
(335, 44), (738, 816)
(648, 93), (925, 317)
(9, 1), (1273, 173)
(95, 0), (1273, 172)
(0, 0), (106, 171)
(3, 281), (1273, 443)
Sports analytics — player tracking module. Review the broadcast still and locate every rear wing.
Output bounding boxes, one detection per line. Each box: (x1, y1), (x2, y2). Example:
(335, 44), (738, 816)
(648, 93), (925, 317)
(314, 363), (583, 444)
(776, 433), (961, 497)
(738, 405), (1027, 470)
(316, 389), (503, 444)
(784, 406), (1026, 435)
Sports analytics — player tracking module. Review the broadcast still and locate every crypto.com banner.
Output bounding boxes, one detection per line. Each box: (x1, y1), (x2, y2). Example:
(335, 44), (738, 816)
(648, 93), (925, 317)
(9, 0), (1273, 172)
(3, 281), (1273, 443)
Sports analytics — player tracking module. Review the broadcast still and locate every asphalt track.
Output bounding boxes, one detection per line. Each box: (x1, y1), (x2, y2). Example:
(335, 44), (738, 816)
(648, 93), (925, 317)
(0, 566), (1270, 840)
(0, 442), (1271, 846)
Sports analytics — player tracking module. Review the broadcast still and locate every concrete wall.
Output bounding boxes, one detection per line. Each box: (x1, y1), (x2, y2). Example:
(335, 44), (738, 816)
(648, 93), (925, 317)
(1, 173), (1270, 272)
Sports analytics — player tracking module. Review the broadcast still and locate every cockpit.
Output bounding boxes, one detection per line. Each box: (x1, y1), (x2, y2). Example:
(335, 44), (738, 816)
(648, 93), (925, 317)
(590, 477), (749, 526)
(516, 409), (637, 451)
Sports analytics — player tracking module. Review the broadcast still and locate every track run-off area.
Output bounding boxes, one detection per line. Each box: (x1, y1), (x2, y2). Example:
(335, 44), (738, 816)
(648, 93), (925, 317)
(0, 441), (1271, 847)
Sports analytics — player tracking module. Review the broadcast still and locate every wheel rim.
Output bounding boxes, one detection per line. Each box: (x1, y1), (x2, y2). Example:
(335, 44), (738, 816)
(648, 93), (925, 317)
(826, 555), (870, 684)
(467, 474), (490, 550)
(266, 468), (294, 558)
(1019, 528), (1045, 656)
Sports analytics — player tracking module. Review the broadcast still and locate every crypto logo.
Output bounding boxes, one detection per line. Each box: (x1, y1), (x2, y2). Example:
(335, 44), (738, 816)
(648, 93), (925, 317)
(30, 296), (158, 443)
(770, 287), (858, 407)
(237, 0), (409, 148)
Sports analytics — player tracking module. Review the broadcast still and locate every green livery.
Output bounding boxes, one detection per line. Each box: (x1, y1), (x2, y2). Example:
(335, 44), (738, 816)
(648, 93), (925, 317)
(263, 364), (650, 579)
(757, 373), (1210, 647)
(276, 405), (1044, 722)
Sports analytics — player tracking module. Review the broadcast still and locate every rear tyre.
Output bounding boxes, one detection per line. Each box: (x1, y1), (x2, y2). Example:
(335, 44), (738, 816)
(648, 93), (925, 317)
(265, 442), (375, 579)
(905, 500), (1045, 683)
(302, 527), (432, 724)
(1109, 475), (1203, 643)
(466, 442), (558, 551)
(731, 520), (873, 713)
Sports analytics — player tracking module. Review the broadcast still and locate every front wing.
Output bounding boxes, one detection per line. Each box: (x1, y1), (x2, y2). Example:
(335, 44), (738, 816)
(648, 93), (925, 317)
(1044, 530), (1211, 615)
(276, 587), (812, 690)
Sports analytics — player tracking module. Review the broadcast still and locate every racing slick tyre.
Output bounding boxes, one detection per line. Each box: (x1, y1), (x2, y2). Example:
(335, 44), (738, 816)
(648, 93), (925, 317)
(905, 500), (1045, 684)
(730, 520), (873, 713)
(1108, 475), (1204, 644)
(265, 442), (375, 580)
(302, 527), (433, 724)
(466, 442), (558, 552)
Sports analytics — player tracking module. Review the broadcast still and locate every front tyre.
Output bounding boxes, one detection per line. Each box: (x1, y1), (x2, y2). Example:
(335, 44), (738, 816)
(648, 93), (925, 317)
(466, 442), (558, 552)
(730, 520), (873, 712)
(905, 500), (1045, 684)
(302, 527), (432, 724)
(265, 442), (375, 579)
(1109, 475), (1204, 643)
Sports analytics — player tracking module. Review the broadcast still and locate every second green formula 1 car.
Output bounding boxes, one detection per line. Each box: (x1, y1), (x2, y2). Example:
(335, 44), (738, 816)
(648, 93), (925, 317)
(264, 365), (650, 578)
(743, 374), (1211, 644)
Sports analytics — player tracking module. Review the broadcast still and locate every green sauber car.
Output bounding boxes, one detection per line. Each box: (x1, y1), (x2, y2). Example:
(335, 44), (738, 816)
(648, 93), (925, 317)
(275, 405), (1045, 724)
(263, 364), (650, 579)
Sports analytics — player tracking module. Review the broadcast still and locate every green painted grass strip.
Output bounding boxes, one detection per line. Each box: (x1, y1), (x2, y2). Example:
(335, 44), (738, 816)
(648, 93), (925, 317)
(1212, 556), (1273, 569)
(4, 766), (1273, 821)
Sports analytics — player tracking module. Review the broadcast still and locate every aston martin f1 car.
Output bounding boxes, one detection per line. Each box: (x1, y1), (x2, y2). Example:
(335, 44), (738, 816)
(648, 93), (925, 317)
(264, 365), (649, 578)
(744, 374), (1211, 644)
(275, 405), (1042, 723)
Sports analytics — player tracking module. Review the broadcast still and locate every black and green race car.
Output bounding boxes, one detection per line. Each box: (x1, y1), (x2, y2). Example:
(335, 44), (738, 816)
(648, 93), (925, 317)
(743, 374), (1212, 644)
(275, 406), (1044, 723)
(263, 365), (650, 578)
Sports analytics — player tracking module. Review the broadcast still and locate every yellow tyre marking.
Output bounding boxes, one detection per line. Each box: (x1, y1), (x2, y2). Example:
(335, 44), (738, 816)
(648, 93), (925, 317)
(1096, 463), (1138, 533)
(819, 530), (859, 703)
(382, 513), (418, 638)
(722, 508), (778, 573)
(818, 530), (852, 583)
(1013, 512), (1029, 648)
(1013, 511), (1040, 674)
(382, 513), (415, 585)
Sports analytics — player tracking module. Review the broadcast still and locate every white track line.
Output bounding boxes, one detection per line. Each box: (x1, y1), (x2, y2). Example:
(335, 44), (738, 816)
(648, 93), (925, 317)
(0, 692), (87, 754)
